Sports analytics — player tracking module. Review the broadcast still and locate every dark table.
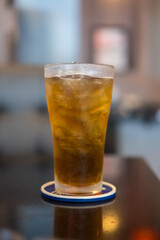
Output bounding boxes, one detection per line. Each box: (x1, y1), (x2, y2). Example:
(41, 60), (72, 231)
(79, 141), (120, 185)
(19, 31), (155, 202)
(0, 155), (159, 240)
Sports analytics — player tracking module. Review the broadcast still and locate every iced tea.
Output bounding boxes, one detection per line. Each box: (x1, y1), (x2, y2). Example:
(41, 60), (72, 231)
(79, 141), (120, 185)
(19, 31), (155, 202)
(45, 74), (113, 194)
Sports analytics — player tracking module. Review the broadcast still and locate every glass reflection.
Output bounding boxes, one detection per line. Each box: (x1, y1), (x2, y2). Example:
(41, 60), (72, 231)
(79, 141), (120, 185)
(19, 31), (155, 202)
(53, 205), (103, 240)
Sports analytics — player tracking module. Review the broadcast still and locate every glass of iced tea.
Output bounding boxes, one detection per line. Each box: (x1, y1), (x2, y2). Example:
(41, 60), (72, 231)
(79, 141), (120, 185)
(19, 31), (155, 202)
(44, 63), (114, 195)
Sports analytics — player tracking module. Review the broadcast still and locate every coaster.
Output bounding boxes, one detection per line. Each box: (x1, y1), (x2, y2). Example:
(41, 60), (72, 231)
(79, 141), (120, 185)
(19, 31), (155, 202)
(41, 181), (116, 203)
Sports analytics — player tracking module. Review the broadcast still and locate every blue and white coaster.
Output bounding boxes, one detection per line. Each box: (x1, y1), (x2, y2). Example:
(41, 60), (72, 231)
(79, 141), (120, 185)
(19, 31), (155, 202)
(41, 181), (116, 203)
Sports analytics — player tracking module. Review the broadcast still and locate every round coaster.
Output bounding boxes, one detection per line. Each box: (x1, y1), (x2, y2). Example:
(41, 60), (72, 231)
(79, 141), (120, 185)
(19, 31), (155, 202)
(41, 181), (116, 203)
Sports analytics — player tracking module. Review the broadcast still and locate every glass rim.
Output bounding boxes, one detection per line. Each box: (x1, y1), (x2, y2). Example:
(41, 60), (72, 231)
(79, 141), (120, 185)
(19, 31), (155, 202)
(44, 62), (115, 70)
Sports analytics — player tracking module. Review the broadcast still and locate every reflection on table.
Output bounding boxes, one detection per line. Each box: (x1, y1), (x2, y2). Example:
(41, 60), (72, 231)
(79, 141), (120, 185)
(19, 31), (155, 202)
(0, 155), (159, 239)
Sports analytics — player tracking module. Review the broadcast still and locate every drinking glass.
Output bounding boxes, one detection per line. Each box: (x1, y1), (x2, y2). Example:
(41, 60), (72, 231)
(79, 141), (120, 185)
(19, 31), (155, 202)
(44, 63), (114, 195)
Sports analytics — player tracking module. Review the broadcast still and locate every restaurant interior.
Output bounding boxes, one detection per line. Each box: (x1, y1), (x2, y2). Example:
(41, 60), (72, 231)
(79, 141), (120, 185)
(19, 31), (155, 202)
(0, 0), (159, 176)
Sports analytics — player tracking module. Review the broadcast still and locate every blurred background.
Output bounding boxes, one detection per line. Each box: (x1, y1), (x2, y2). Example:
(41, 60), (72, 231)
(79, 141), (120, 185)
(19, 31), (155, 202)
(0, 0), (160, 178)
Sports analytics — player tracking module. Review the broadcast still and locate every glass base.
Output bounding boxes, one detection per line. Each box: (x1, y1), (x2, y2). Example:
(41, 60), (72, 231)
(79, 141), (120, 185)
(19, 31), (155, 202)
(55, 181), (102, 195)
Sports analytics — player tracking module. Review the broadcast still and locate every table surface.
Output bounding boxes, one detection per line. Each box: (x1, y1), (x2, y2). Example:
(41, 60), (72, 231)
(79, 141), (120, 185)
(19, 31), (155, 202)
(0, 155), (159, 240)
